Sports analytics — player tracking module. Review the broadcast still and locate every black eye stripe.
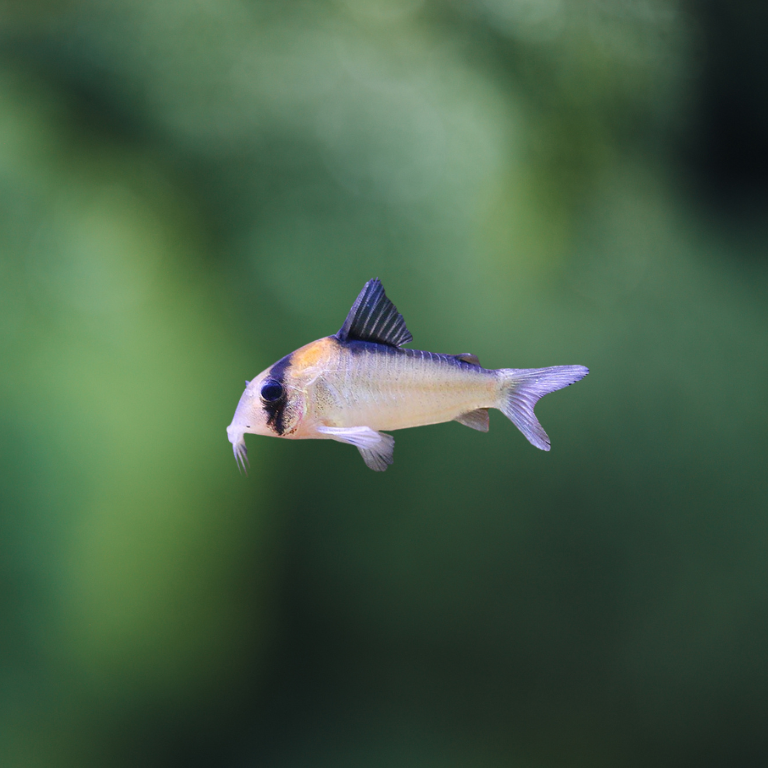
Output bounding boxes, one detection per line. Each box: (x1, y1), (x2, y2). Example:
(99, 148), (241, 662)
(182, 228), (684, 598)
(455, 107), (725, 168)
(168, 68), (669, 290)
(261, 380), (284, 402)
(262, 353), (292, 436)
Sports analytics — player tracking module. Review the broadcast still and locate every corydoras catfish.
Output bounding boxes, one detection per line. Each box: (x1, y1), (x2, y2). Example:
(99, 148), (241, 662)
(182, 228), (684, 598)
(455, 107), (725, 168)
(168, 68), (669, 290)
(227, 279), (588, 472)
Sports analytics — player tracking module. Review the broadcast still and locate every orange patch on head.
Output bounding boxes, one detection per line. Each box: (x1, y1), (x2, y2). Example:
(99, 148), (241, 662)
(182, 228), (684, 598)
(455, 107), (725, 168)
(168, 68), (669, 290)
(290, 336), (337, 370)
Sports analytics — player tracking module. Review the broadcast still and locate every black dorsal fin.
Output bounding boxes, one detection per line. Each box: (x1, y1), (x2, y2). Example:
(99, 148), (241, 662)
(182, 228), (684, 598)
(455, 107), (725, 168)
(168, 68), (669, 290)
(336, 279), (412, 347)
(455, 352), (480, 366)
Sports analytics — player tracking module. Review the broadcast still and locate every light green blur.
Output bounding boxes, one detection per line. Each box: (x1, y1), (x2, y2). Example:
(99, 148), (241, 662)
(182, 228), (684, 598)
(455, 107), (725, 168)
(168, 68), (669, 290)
(1, 2), (767, 767)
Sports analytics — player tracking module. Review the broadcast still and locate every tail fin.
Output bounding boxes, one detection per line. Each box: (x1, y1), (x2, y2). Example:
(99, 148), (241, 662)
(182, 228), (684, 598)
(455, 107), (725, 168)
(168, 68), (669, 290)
(498, 365), (588, 451)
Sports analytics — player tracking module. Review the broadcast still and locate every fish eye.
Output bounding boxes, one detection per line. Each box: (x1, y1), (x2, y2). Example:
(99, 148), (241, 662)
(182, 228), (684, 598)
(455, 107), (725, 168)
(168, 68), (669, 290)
(260, 380), (284, 402)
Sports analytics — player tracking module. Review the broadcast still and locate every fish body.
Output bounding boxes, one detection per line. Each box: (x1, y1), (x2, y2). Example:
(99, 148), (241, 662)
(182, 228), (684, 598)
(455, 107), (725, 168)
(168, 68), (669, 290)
(227, 279), (588, 471)
(296, 341), (496, 432)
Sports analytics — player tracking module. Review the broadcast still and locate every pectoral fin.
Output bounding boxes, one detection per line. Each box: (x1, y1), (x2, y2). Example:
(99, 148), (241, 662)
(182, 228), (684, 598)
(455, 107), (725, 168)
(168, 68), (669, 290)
(317, 425), (395, 472)
(455, 408), (489, 432)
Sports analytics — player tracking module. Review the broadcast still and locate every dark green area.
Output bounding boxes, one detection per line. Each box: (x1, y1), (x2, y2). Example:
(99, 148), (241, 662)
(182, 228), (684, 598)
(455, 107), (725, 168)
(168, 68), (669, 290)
(1, 2), (767, 766)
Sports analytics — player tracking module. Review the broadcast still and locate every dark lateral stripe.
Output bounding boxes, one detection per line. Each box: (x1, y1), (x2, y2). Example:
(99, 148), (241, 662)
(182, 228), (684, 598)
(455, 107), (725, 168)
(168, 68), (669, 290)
(341, 339), (487, 370)
(263, 353), (292, 435)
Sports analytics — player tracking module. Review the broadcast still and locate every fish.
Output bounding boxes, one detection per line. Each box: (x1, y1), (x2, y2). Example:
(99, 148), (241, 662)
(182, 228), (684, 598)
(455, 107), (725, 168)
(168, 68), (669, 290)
(227, 279), (588, 472)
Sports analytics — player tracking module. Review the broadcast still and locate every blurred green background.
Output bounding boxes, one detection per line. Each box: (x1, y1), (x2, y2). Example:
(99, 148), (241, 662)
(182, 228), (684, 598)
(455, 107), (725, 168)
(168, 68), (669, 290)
(2, 1), (768, 766)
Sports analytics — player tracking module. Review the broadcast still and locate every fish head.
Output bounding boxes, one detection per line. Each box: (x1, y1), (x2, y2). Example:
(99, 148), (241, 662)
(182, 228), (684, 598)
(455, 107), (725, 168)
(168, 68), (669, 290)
(226, 355), (307, 470)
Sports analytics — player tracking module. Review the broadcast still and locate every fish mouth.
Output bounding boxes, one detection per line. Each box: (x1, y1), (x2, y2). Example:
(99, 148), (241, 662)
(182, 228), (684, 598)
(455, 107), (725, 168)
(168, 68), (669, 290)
(227, 425), (249, 474)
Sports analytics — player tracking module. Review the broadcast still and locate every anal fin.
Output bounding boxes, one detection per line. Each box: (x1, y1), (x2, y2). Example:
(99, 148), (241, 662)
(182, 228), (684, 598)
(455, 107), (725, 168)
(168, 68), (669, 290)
(455, 409), (489, 432)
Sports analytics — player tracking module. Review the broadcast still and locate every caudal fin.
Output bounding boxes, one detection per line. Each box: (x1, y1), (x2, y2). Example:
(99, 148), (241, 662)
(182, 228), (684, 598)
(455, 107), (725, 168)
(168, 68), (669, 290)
(498, 365), (588, 450)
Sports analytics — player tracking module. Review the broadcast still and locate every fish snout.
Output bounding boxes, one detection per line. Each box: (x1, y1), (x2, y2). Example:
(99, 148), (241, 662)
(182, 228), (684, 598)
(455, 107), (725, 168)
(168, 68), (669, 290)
(226, 422), (243, 446)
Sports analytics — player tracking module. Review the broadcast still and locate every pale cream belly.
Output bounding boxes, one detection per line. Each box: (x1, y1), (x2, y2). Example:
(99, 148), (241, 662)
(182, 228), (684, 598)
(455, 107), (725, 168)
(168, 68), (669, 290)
(315, 349), (499, 432)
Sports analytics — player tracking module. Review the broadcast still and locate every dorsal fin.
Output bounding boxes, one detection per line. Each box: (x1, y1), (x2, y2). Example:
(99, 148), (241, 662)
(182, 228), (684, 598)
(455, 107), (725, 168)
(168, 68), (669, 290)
(455, 353), (480, 366)
(336, 279), (412, 347)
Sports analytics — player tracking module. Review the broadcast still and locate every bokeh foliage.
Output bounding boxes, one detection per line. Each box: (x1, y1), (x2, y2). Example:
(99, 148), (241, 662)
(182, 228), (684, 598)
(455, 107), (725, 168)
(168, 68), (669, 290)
(1, 1), (767, 766)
